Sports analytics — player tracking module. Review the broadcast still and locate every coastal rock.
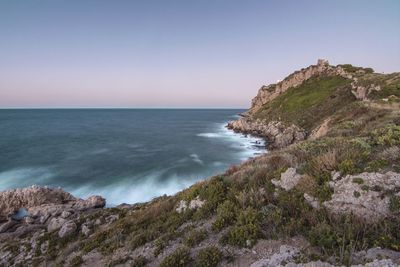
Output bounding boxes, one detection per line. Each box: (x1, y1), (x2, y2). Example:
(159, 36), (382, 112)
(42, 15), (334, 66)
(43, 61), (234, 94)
(74, 195), (106, 210)
(81, 223), (92, 236)
(227, 119), (306, 149)
(0, 220), (19, 233)
(0, 185), (76, 218)
(323, 171), (400, 221)
(58, 220), (77, 238)
(248, 59), (347, 115)
(250, 245), (300, 267)
(47, 217), (67, 232)
(176, 196), (205, 213)
(271, 168), (303, 191)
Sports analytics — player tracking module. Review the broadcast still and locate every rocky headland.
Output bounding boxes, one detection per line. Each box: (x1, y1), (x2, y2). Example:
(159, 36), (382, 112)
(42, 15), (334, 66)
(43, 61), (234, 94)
(1, 60), (399, 266)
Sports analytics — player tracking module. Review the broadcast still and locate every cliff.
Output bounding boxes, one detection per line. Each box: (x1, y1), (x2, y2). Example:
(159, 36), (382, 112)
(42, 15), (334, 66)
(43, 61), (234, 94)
(0, 61), (399, 267)
(228, 59), (400, 149)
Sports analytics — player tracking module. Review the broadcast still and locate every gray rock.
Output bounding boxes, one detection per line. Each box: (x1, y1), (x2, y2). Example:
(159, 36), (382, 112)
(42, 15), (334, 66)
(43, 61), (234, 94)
(47, 217), (67, 232)
(58, 220), (77, 238)
(272, 168), (303, 191)
(60, 211), (72, 219)
(0, 220), (19, 233)
(81, 223), (92, 236)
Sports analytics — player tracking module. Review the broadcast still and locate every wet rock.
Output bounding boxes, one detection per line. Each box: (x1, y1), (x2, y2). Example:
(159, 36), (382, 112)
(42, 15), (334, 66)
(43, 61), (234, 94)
(58, 220), (77, 238)
(227, 119), (306, 149)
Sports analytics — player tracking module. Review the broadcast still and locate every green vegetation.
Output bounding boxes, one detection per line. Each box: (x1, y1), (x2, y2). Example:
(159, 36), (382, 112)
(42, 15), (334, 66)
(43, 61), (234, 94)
(70, 255), (83, 267)
(160, 247), (192, 267)
(131, 255), (148, 267)
(194, 247), (222, 267)
(184, 229), (207, 247)
(255, 76), (353, 131)
(337, 64), (374, 74)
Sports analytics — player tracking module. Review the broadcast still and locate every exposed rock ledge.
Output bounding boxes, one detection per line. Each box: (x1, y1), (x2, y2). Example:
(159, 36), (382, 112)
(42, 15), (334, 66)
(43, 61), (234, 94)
(0, 185), (105, 219)
(227, 118), (306, 149)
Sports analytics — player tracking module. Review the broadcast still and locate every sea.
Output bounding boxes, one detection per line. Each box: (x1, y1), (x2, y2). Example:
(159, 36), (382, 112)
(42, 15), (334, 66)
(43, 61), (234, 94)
(0, 109), (265, 205)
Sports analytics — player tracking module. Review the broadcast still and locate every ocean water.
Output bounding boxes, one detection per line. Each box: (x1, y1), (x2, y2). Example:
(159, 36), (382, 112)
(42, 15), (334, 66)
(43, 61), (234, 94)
(0, 109), (265, 205)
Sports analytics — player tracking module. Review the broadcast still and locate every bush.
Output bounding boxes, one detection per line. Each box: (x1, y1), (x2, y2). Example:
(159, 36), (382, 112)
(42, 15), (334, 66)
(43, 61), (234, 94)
(370, 125), (400, 146)
(160, 247), (192, 267)
(70, 255), (83, 267)
(194, 247), (222, 267)
(212, 200), (237, 231)
(352, 177), (364, 184)
(338, 159), (359, 175)
(131, 255), (148, 267)
(221, 208), (261, 247)
(184, 229), (207, 247)
(389, 196), (400, 213)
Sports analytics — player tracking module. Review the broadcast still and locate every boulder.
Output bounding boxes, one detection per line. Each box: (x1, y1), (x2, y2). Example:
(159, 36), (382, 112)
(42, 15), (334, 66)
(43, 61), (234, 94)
(47, 217), (67, 232)
(58, 220), (77, 238)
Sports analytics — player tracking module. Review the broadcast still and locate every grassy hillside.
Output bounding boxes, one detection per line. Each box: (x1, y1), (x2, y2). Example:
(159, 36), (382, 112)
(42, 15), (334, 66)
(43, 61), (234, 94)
(254, 76), (354, 131)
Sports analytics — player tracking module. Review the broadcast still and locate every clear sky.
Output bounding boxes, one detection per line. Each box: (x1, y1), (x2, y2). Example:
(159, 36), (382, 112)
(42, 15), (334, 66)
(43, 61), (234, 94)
(0, 0), (399, 108)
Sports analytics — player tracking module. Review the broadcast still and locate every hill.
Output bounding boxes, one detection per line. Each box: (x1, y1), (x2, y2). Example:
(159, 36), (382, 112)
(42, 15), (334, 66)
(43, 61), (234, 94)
(0, 60), (399, 267)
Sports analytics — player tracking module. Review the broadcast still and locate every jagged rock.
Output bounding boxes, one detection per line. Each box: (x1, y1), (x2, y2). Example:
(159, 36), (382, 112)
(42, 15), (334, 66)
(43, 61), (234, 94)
(248, 59), (347, 115)
(227, 119), (306, 149)
(272, 168), (303, 191)
(0, 185), (76, 218)
(323, 171), (400, 221)
(60, 211), (72, 219)
(81, 223), (92, 236)
(47, 217), (67, 232)
(58, 220), (77, 238)
(176, 196), (205, 213)
(74, 195), (106, 210)
(105, 214), (119, 224)
(303, 193), (320, 209)
(0, 220), (19, 233)
(351, 81), (381, 100)
(250, 245), (300, 267)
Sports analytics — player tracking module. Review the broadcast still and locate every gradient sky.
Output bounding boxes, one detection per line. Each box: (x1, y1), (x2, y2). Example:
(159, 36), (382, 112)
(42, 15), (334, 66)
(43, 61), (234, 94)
(0, 0), (399, 108)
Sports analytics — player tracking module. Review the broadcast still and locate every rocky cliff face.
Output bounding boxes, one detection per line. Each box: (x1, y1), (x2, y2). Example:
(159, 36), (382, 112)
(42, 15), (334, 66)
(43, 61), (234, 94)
(227, 118), (306, 149)
(248, 59), (348, 115)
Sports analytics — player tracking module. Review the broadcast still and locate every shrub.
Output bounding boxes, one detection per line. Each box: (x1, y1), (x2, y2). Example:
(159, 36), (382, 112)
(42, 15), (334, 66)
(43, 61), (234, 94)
(184, 229), (207, 247)
(131, 255), (148, 267)
(338, 159), (359, 175)
(70, 255), (83, 267)
(221, 208), (261, 247)
(160, 247), (192, 267)
(389, 196), (400, 213)
(370, 125), (400, 146)
(353, 191), (361, 198)
(154, 238), (166, 256)
(194, 247), (222, 267)
(212, 200), (238, 231)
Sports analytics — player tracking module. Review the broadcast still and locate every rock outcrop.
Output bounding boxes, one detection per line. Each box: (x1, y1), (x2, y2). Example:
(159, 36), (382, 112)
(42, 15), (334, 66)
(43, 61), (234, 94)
(227, 118), (306, 149)
(248, 59), (348, 115)
(323, 171), (400, 221)
(0, 185), (76, 219)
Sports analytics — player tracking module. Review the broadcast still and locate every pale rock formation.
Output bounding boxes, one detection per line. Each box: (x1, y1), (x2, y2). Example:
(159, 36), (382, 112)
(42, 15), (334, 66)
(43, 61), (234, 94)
(47, 217), (67, 232)
(248, 59), (347, 115)
(227, 119), (306, 149)
(303, 193), (320, 209)
(351, 81), (381, 100)
(272, 168), (303, 191)
(250, 245), (300, 267)
(176, 196), (205, 213)
(0, 185), (75, 218)
(323, 171), (400, 221)
(58, 220), (77, 238)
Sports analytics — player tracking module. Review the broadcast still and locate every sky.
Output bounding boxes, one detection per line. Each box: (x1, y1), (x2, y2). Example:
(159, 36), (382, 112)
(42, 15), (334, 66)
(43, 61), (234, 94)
(0, 0), (399, 108)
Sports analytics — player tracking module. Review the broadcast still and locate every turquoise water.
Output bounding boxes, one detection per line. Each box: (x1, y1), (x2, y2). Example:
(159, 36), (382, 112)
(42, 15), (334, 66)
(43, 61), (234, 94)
(0, 109), (264, 205)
